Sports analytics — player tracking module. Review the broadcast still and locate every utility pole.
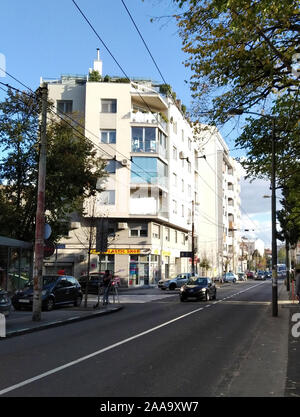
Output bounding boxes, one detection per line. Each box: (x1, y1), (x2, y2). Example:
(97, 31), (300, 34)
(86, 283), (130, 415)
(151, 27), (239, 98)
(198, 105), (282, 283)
(32, 83), (48, 322)
(271, 118), (278, 317)
(191, 200), (195, 276)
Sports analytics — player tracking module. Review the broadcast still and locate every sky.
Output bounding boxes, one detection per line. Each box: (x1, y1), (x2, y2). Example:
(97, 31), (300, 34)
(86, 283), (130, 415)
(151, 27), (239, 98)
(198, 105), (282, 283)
(0, 0), (276, 248)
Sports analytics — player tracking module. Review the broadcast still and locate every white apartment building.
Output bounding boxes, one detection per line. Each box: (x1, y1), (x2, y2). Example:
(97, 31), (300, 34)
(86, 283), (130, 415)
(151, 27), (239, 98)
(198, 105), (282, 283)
(42, 53), (242, 286)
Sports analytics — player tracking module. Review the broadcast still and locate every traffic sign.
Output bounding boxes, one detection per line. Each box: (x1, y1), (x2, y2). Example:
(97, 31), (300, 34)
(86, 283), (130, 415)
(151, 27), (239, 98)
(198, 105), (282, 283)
(180, 251), (193, 258)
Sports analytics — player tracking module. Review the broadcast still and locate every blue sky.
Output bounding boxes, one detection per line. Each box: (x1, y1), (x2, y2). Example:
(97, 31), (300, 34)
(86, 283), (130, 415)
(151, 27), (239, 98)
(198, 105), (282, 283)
(0, 0), (274, 247)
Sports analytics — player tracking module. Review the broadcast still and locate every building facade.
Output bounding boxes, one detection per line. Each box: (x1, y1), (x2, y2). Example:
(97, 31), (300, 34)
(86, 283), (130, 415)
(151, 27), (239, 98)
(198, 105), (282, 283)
(42, 54), (242, 286)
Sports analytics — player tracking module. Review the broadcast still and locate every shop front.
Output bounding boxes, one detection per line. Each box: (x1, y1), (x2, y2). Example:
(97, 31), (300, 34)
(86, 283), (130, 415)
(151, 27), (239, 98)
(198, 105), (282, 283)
(0, 236), (33, 293)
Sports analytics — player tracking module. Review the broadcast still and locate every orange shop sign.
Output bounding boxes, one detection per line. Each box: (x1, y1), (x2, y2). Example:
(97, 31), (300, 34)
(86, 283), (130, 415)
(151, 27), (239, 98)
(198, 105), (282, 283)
(91, 249), (141, 255)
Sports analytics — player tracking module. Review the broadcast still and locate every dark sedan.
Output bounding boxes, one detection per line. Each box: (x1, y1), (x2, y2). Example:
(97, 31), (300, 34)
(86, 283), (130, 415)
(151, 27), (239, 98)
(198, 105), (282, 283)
(0, 289), (11, 316)
(12, 275), (83, 311)
(180, 277), (217, 302)
(78, 273), (105, 294)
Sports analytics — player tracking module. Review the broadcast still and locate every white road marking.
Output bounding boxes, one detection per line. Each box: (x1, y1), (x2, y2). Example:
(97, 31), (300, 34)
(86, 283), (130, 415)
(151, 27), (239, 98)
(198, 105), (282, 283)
(0, 281), (268, 396)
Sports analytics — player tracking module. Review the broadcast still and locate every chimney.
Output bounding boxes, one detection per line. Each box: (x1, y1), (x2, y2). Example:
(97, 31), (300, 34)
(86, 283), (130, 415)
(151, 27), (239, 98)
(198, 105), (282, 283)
(92, 48), (102, 76)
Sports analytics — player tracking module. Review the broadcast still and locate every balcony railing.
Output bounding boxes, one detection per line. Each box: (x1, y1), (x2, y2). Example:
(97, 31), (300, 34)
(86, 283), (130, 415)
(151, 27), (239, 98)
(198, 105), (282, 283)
(131, 111), (167, 132)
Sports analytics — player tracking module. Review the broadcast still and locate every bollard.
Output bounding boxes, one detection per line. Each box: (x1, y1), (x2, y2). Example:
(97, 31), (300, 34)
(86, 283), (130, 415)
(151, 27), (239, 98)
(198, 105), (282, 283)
(0, 313), (6, 338)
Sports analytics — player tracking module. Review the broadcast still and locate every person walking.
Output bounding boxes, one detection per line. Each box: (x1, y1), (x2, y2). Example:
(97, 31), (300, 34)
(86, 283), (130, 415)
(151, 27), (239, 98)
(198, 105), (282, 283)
(102, 270), (112, 305)
(295, 264), (300, 304)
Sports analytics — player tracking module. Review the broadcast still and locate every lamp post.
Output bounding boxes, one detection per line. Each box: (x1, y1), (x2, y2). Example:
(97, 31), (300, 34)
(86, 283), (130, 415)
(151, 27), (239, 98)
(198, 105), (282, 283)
(228, 108), (278, 317)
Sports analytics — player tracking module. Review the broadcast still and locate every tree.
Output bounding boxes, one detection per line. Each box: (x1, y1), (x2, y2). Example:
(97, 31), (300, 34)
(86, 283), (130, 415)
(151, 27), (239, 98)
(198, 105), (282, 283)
(173, 0), (300, 124)
(88, 70), (102, 82)
(0, 88), (108, 242)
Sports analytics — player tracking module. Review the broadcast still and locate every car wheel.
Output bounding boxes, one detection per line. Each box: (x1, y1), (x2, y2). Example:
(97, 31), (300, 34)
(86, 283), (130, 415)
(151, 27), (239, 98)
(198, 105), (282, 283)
(233, 278), (236, 283)
(205, 291), (210, 301)
(45, 297), (55, 311)
(74, 295), (82, 307)
(180, 296), (186, 302)
(213, 290), (217, 300)
(169, 283), (176, 291)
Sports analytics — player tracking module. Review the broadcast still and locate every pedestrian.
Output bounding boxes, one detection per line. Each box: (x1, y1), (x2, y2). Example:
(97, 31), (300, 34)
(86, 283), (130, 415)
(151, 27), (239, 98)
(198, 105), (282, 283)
(295, 264), (300, 304)
(102, 270), (112, 305)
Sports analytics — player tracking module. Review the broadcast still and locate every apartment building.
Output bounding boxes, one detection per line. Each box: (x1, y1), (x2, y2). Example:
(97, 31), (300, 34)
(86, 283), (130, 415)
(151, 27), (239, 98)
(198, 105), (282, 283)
(42, 53), (242, 286)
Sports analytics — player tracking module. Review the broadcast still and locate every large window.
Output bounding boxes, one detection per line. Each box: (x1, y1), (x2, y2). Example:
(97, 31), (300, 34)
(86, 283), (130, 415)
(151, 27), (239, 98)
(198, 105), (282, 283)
(131, 157), (168, 187)
(101, 130), (116, 144)
(105, 159), (116, 173)
(101, 99), (117, 113)
(129, 223), (148, 237)
(132, 127), (156, 153)
(97, 190), (115, 205)
(57, 100), (73, 114)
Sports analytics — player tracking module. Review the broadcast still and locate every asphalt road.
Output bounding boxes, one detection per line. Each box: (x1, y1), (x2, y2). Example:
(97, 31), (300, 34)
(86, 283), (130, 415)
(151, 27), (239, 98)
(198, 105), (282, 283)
(0, 280), (289, 398)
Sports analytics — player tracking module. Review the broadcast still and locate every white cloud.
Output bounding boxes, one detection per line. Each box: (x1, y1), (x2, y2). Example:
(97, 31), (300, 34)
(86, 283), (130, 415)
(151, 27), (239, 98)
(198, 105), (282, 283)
(240, 177), (282, 248)
(240, 177), (272, 215)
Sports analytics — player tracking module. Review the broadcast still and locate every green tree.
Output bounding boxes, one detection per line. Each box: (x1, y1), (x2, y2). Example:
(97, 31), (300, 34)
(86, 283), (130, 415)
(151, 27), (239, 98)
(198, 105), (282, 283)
(0, 88), (107, 242)
(173, 0), (299, 123)
(88, 70), (102, 82)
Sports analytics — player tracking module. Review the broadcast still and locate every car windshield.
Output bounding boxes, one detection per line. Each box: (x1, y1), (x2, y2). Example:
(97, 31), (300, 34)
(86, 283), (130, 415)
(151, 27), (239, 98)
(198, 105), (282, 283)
(187, 277), (208, 285)
(24, 276), (58, 289)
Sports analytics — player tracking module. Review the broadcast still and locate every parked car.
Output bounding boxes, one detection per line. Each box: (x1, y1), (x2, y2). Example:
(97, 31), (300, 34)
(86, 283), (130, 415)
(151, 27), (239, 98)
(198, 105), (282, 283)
(79, 272), (120, 294)
(255, 270), (267, 280)
(12, 275), (83, 311)
(238, 272), (247, 281)
(180, 277), (217, 302)
(246, 271), (256, 279)
(223, 272), (238, 283)
(158, 273), (195, 291)
(0, 288), (12, 317)
(79, 273), (105, 294)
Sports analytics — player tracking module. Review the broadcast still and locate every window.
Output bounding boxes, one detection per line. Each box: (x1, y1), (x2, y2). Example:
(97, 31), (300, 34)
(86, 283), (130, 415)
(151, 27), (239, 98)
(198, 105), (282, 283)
(182, 205), (184, 217)
(105, 159), (116, 173)
(131, 157), (168, 187)
(129, 224), (148, 237)
(152, 224), (160, 239)
(188, 138), (192, 150)
(101, 130), (116, 144)
(98, 190), (115, 205)
(173, 146), (177, 160)
(182, 179), (184, 192)
(99, 254), (115, 273)
(132, 127), (157, 153)
(165, 228), (170, 241)
(172, 199), (177, 214)
(172, 173), (177, 187)
(187, 161), (191, 173)
(101, 99), (117, 113)
(57, 100), (73, 114)
(188, 184), (191, 198)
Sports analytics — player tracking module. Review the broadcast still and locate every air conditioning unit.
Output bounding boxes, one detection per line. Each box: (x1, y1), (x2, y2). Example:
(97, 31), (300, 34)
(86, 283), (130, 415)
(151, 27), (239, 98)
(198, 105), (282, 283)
(121, 159), (129, 166)
(118, 222), (128, 230)
(70, 222), (80, 230)
(179, 151), (187, 160)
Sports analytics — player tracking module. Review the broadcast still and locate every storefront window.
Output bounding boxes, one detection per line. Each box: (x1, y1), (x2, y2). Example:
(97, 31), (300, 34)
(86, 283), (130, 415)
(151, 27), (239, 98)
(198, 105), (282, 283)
(129, 255), (149, 286)
(0, 239), (33, 293)
(99, 254), (115, 273)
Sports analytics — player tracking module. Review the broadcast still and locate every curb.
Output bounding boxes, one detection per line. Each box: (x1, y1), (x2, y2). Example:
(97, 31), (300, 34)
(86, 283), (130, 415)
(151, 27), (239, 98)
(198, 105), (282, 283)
(4, 305), (124, 339)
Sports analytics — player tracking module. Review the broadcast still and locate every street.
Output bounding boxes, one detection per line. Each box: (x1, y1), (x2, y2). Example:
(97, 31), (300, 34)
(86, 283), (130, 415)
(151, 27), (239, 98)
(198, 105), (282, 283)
(0, 281), (291, 397)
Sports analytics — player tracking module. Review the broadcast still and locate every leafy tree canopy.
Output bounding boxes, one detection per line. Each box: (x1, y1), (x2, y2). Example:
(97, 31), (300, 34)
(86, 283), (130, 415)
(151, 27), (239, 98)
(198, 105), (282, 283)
(0, 88), (107, 242)
(173, 0), (299, 123)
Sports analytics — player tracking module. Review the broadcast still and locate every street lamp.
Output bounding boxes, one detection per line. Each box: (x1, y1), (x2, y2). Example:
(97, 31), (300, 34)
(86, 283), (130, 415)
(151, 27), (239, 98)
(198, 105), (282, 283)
(228, 108), (278, 317)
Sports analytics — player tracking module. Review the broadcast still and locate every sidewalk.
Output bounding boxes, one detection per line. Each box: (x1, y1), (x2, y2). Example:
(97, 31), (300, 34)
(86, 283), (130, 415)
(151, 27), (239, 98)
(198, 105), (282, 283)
(3, 297), (123, 339)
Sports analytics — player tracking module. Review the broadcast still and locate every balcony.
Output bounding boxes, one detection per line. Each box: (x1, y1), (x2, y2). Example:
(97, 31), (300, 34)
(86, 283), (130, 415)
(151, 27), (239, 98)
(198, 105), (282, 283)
(131, 111), (167, 132)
